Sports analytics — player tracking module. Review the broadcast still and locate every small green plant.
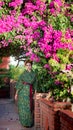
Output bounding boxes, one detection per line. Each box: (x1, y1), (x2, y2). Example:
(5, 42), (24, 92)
(9, 65), (25, 81)
(0, 68), (10, 88)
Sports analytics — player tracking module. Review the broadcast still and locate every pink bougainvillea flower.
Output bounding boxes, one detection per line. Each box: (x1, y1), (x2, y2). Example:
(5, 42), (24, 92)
(66, 64), (72, 70)
(44, 64), (50, 70)
(71, 17), (73, 22)
(55, 80), (62, 85)
(65, 30), (71, 39)
(22, 2), (36, 15)
(0, 1), (5, 6)
(30, 53), (40, 62)
(52, 53), (59, 62)
(9, 0), (23, 7)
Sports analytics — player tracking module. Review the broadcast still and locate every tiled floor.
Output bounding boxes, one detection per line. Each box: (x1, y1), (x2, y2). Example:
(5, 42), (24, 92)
(0, 99), (34, 130)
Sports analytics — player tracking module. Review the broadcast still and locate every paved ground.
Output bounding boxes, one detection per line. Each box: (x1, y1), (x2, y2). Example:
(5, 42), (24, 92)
(0, 99), (34, 130)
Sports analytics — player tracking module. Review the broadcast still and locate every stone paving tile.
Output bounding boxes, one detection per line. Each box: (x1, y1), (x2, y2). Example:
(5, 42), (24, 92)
(0, 120), (35, 130)
(0, 128), (7, 130)
(0, 99), (35, 130)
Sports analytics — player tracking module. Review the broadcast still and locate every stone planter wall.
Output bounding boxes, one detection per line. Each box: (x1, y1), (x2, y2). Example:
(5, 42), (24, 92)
(34, 93), (73, 130)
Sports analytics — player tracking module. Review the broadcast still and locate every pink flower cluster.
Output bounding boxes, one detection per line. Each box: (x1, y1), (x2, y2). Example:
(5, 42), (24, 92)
(9, 0), (23, 8)
(0, 1), (4, 8)
(0, 40), (8, 48)
(49, 0), (63, 15)
(66, 64), (73, 70)
(0, 15), (18, 33)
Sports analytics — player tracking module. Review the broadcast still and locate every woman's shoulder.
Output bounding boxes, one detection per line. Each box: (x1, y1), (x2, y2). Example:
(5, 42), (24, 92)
(19, 70), (26, 76)
(32, 70), (37, 76)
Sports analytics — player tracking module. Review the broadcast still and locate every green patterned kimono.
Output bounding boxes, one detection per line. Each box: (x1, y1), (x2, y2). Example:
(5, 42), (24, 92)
(15, 70), (37, 127)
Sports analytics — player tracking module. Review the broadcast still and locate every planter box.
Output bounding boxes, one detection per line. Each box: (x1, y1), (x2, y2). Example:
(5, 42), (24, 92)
(34, 93), (72, 130)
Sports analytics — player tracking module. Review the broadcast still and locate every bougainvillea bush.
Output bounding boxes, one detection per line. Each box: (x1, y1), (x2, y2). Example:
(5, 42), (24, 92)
(0, 0), (73, 101)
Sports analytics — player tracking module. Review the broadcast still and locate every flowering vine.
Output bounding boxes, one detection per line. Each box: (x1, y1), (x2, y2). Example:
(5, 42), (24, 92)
(0, 0), (73, 100)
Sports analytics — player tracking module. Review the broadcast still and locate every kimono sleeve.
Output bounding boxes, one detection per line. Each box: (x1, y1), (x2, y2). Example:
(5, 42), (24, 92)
(15, 73), (24, 91)
(33, 73), (38, 91)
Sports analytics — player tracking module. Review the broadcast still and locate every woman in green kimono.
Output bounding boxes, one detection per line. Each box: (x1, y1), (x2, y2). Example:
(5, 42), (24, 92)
(15, 60), (37, 128)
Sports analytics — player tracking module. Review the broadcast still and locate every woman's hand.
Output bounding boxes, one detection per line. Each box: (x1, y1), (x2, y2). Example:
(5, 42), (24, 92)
(15, 93), (18, 101)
